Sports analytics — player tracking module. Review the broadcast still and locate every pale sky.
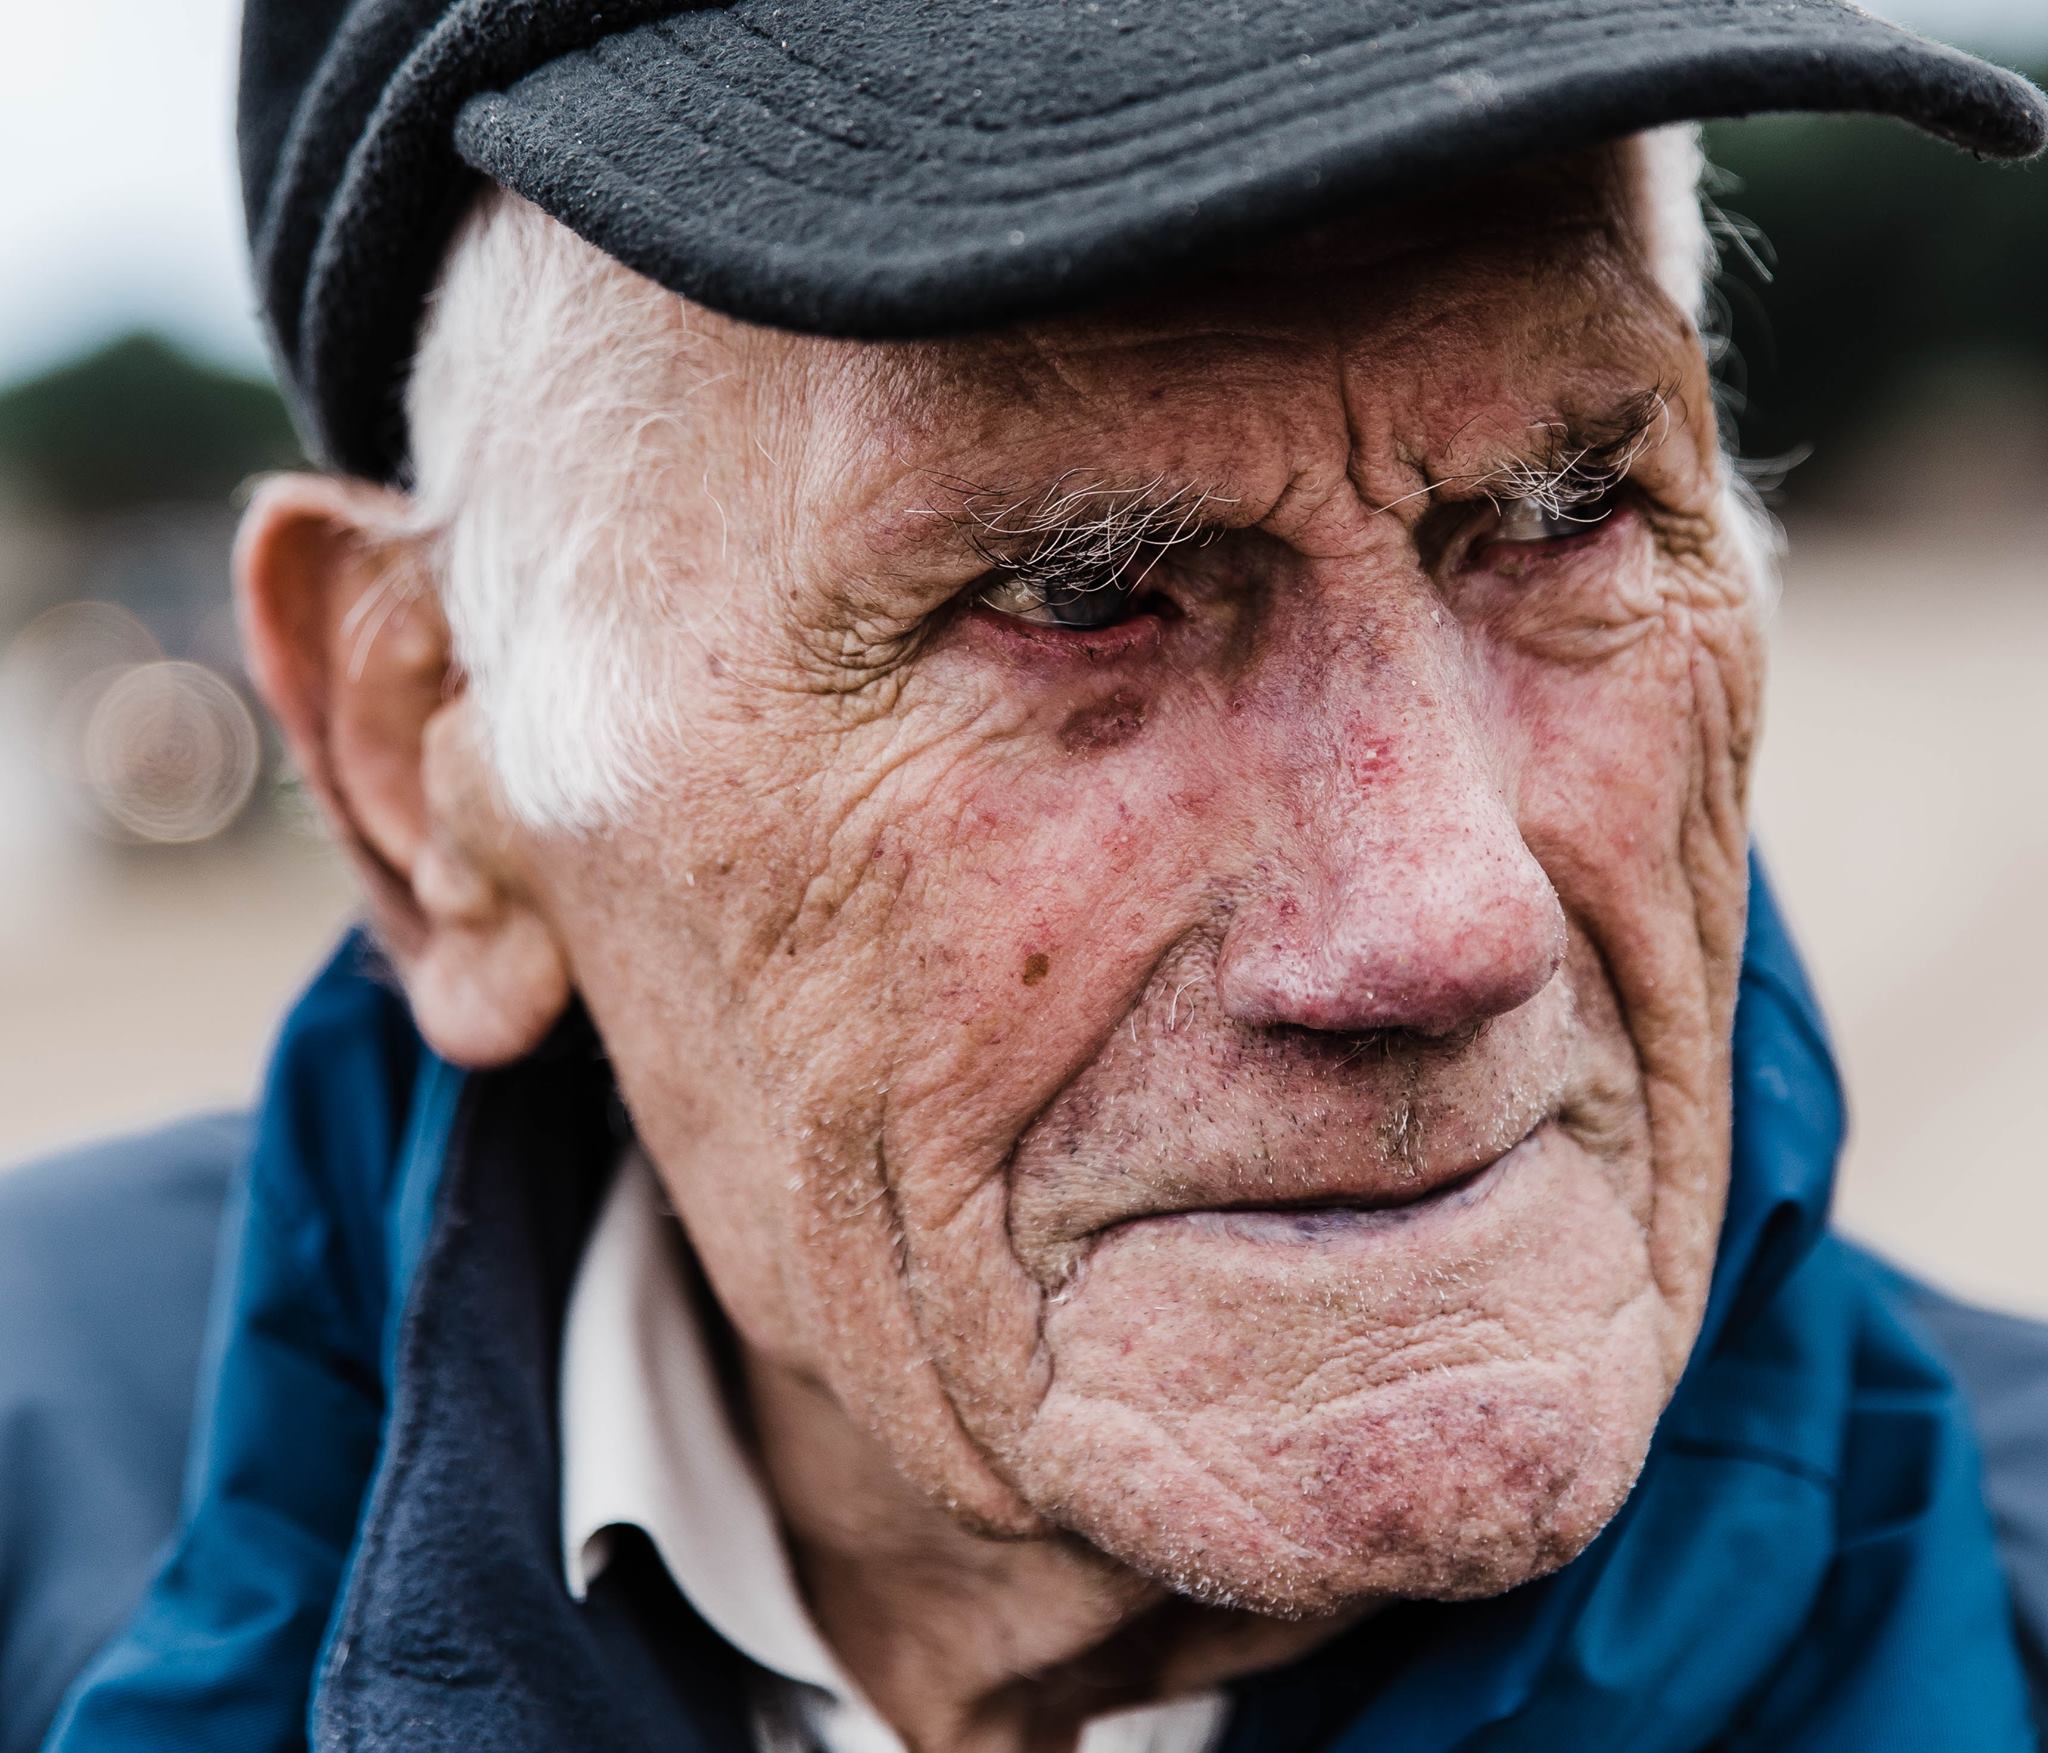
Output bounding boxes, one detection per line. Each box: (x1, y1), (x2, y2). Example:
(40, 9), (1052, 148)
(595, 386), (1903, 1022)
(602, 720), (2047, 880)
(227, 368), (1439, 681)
(0, 0), (2041, 390)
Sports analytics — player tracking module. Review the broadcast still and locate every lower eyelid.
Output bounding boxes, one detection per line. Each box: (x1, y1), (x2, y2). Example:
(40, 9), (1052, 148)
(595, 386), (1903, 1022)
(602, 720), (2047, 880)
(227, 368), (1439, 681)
(962, 598), (1172, 661)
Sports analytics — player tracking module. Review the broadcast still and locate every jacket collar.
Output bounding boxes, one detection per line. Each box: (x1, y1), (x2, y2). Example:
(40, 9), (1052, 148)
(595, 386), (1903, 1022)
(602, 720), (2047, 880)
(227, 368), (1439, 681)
(308, 1028), (766, 1750)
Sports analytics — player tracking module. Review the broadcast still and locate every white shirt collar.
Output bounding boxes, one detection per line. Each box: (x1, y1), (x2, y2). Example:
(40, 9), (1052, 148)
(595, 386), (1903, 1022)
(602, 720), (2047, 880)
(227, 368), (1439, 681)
(560, 1146), (852, 1694)
(560, 1147), (1228, 1753)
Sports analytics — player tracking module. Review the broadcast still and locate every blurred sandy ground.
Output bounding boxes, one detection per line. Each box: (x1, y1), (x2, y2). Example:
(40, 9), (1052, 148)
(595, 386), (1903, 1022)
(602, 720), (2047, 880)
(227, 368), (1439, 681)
(1, 515), (2043, 1317)
(1751, 513), (2048, 1318)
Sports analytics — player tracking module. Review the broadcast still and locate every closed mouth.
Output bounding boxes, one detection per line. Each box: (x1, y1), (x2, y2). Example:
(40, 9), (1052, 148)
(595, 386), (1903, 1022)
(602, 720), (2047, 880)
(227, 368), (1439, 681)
(1104, 1121), (1547, 1245)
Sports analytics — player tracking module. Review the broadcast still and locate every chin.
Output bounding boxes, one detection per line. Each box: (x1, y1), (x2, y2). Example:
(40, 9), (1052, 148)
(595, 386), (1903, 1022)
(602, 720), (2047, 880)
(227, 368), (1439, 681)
(1026, 1353), (1664, 1618)
(1291, 1365), (1662, 1610)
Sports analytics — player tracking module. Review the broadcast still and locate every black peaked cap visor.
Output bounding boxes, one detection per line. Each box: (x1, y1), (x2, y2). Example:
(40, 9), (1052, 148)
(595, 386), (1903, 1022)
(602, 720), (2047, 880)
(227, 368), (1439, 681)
(274, 0), (2048, 479)
(454, 0), (2044, 343)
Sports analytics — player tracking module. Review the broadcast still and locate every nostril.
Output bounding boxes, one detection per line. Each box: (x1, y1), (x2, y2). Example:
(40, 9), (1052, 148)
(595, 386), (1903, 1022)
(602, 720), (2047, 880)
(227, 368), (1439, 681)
(1265, 1019), (1492, 1063)
(1407, 1016), (1492, 1052)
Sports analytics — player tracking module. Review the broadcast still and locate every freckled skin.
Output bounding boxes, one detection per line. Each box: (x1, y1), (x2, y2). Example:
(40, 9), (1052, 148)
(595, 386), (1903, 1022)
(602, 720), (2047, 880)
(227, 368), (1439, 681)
(258, 144), (1763, 1750)
(1058, 690), (1149, 754)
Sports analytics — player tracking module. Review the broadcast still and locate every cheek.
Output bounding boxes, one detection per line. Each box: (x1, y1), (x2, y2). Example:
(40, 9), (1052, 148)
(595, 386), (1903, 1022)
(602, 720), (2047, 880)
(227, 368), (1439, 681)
(1500, 571), (1761, 891)
(877, 690), (1233, 1111)
(537, 808), (820, 1369)
(1505, 633), (1694, 866)
(1495, 593), (1760, 1345)
(559, 680), (1250, 1514)
(852, 710), (1243, 1437)
(1497, 584), (1756, 1013)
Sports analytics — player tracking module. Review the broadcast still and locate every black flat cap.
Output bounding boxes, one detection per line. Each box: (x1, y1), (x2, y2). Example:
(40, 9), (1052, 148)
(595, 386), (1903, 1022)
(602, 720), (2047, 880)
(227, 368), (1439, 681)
(241, 0), (2047, 483)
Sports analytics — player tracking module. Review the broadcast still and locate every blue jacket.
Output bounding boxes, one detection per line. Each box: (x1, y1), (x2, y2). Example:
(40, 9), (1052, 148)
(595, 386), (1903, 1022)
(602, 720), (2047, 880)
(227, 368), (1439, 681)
(7, 864), (2046, 1750)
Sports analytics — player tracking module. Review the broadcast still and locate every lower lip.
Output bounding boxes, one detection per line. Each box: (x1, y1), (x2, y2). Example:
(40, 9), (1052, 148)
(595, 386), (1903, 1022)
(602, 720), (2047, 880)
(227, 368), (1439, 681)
(1127, 1126), (1544, 1248)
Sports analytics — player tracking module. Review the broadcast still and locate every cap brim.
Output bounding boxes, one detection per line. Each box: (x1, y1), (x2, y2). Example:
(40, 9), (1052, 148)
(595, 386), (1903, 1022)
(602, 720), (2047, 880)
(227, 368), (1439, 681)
(453, 0), (2046, 342)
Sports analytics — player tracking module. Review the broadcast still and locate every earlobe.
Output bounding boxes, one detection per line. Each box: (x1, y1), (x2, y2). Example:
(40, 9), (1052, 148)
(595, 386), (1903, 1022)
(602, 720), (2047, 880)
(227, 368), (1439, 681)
(235, 473), (573, 1067)
(406, 905), (576, 1069)
(408, 706), (574, 1067)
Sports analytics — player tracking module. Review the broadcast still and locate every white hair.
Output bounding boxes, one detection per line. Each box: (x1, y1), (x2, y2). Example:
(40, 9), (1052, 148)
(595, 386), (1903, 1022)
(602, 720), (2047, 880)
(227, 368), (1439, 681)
(403, 192), (703, 831)
(403, 127), (1769, 833)
(1632, 127), (1786, 616)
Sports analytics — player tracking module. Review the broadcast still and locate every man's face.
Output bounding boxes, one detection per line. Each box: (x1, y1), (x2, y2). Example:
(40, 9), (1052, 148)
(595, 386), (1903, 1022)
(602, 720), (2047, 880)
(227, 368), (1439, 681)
(508, 147), (1761, 1612)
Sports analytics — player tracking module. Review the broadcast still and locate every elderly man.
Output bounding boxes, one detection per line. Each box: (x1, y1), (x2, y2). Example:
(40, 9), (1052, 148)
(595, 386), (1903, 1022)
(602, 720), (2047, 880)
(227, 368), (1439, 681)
(7, 3), (2048, 1750)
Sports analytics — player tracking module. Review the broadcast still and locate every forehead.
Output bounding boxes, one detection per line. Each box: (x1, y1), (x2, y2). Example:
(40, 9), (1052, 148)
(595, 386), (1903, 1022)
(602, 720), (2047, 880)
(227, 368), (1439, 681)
(748, 144), (1684, 468)
(459, 141), (1695, 519)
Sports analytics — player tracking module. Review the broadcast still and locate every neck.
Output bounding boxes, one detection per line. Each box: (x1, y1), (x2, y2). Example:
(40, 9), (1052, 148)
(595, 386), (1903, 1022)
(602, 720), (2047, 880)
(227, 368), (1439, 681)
(743, 1358), (1358, 1753)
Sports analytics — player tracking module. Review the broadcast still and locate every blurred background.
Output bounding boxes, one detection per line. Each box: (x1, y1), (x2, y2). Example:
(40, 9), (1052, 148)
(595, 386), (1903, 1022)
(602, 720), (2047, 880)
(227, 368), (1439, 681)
(1, 3), (2043, 1312)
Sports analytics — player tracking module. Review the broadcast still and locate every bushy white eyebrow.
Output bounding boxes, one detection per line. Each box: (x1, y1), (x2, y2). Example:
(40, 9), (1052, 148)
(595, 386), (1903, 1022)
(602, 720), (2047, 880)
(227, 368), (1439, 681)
(1371, 386), (1674, 522)
(930, 470), (1236, 593)
(937, 389), (1671, 594)
(1483, 388), (1673, 520)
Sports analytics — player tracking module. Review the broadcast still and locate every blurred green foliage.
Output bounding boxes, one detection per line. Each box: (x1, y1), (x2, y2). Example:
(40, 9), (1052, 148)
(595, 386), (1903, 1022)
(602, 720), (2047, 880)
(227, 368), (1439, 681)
(0, 333), (300, 516)
(1703, 96), (2048, 477)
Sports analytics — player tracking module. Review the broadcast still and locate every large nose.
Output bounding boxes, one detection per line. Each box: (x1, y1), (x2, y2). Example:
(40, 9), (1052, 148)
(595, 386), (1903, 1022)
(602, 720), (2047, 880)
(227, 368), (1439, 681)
(1216, 617), (1564, 1041)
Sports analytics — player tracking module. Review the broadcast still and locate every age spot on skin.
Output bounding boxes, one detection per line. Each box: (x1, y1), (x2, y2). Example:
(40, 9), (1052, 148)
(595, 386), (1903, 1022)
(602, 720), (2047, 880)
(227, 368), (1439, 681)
(1059, 691), (1148, 755)
(1022, 952), (1052, 987)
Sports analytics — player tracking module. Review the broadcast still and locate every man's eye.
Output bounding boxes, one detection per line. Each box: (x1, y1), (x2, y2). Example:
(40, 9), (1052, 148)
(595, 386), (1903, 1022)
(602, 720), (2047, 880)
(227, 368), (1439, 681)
(979, 569), (1147, 630)
(1486, 491), (1622, 548)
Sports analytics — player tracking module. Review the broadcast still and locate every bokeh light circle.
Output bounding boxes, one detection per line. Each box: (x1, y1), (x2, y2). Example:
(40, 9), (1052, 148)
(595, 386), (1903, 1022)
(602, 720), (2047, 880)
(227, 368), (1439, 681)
(80, 661), (261, 843)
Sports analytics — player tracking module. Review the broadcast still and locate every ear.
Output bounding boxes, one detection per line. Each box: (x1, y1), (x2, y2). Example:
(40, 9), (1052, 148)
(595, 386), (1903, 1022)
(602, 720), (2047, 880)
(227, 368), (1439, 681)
(235, 474), (571, 1066)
